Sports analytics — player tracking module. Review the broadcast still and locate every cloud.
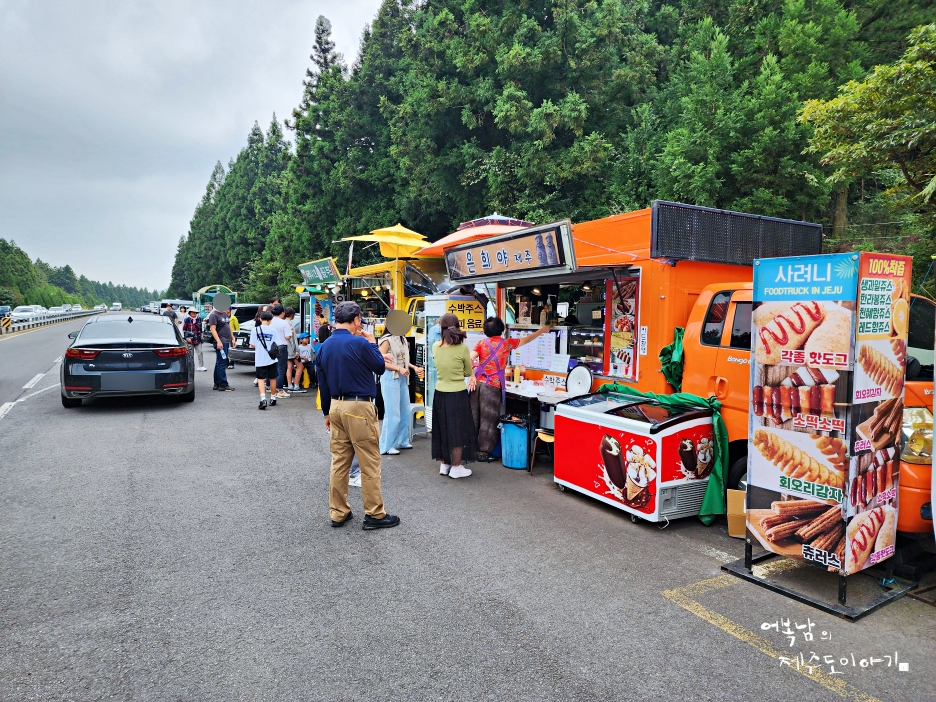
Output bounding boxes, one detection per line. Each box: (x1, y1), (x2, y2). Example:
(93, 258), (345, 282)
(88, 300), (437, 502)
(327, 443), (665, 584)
(0, 0), (381, 290)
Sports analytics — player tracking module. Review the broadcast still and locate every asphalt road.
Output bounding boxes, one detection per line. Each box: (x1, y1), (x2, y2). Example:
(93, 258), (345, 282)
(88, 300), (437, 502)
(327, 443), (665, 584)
(1, 320), (934, 701)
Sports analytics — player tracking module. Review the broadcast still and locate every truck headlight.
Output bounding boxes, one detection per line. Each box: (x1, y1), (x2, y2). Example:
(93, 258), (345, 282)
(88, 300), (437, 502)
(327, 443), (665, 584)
(901, 406), (933, 465)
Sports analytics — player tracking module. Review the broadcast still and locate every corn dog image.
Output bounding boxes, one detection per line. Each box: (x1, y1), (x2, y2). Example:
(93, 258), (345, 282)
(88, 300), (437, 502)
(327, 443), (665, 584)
(845, 507), (886, 572)
(753, 429), (845, 490)
(857, 345), (902, 395)
(754, 301), (825, 365)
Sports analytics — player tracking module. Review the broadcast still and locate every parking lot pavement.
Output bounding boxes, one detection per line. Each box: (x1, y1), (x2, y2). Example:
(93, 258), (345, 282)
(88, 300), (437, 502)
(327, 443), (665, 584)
(1, 345), (934, 700)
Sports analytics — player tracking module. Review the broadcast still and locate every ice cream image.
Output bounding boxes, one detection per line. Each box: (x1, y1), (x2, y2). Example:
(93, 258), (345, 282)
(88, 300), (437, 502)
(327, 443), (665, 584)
(600, 435), (625, 489)
(625, 445), (657, 502)
(696, 438), (713, 478)
(678, 438), (697, 475)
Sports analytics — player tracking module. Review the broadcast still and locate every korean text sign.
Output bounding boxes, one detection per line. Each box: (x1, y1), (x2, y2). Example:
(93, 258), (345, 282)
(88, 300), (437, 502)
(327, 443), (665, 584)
(444, 221), (575, 283)
(746, 252), (910, 574)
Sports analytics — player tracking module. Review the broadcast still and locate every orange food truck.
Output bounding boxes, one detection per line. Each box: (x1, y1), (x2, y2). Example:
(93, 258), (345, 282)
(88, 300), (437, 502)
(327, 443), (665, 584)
(437, 201), (933, 533)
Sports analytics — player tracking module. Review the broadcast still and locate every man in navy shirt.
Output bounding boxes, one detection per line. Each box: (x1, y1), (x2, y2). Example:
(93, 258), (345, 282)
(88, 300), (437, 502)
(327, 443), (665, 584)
(316, 302), (400, 530)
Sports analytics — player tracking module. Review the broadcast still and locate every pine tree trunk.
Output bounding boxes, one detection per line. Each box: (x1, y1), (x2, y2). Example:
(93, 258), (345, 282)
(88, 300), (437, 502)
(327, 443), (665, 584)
(832, 187), (847, 237)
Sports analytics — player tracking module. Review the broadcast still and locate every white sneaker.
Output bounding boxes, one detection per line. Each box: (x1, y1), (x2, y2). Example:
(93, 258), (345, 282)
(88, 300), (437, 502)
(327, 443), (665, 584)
(448, 465), (472, 479)
(439, 463), (451, 476)
(197, 366), (208, 371)
(384, 448), (400, 455)
(275, 390), (290, 398)
(348, 475), (361, 487)
(253, 379), (258, 386)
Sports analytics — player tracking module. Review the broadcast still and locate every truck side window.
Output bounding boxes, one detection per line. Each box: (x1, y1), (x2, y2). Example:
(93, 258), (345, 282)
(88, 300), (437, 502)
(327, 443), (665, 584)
(729, 302), (752, 350)
(702, 292), (732, 346)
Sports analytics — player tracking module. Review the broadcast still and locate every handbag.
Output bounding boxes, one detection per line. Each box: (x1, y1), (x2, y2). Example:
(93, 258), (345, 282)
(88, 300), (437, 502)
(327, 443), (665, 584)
(256, 326), (279, 359)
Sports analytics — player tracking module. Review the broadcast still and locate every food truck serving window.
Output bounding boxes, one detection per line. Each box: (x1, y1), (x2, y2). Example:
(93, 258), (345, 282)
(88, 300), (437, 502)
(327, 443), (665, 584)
(702, 292), (732, 346)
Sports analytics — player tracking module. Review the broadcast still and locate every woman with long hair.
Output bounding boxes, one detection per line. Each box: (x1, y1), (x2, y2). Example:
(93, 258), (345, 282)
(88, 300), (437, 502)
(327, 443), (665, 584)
(431, 313), (478, 478)
(470, 317), (549, 461)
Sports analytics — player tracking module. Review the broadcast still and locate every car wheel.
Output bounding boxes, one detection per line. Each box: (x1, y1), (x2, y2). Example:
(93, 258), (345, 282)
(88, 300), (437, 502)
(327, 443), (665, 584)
(61, 395), (81, 408)
(727, 456), (748, 491)
(180, 388), (195, 403)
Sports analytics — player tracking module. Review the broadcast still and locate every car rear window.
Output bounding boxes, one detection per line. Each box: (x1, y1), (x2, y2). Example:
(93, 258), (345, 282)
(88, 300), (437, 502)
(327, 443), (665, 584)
(79, 321), (179, 341)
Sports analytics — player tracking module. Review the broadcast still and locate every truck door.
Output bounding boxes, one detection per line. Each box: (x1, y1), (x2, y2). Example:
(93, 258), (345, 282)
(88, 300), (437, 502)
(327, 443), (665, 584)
(683, 290), (733, 397)
(714, 292), (753, 442)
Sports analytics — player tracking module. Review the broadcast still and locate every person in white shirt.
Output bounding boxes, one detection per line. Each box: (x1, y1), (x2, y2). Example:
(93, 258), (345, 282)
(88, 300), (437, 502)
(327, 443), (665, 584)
(249, 311), (279, 409)
(268, 304), (293, 398)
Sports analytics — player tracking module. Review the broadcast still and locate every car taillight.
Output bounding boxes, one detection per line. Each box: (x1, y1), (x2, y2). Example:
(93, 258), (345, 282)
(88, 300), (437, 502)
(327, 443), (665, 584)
(153, 347), (188, 358)
(65, 348), (101, 359)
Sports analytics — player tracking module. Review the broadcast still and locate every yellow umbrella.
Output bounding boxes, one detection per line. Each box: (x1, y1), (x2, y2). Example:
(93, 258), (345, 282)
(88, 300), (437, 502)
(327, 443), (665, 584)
(341, 231), (427, 259)
(369, 223), (427, 240)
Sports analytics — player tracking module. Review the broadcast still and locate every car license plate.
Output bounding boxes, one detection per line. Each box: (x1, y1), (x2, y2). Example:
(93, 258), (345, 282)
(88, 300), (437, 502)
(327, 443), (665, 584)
(100, 373), (155, 391)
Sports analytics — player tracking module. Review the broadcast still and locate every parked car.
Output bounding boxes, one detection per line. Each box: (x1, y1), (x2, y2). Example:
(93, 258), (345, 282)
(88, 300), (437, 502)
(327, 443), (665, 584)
(226, 304), (263, 365)
(0, 305), (11, 319)
(49, 306), (65, 314)
(94, 304), (107, 312)
(33, 306), (49, 317)
(60, 315), (195, 407)
(11, 306), (36, 321)
(72, 304), (83, 311)
(62, 304), (72, 312)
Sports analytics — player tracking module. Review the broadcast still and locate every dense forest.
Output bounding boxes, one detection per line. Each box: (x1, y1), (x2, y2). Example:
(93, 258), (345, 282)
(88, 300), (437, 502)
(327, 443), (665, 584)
(168, 0), (936, 303)
(0, 239), (162, 309)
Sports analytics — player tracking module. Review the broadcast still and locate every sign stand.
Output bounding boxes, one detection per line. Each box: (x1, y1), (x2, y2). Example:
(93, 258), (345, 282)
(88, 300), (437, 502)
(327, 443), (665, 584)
(721, 543), (916, 621)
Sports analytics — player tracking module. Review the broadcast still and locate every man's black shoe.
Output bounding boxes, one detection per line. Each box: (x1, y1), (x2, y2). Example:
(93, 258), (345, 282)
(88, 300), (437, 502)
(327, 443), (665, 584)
(330, 511), (353, 528)
(269, 398), (276, 406)
(258, 399), (267, 410)
(219, 386), (235, 391)
(362, 514), (400, 530)
(213, 384), (219, 391)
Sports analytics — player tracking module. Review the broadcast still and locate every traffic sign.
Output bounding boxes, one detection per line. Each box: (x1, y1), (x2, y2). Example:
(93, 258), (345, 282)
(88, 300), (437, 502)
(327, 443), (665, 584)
(1, 317), (11, 329)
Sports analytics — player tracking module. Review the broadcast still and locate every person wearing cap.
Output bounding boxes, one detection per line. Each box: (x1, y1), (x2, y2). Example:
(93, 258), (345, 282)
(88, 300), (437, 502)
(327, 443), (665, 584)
(294, 331), (313, 392)
(315, 301), (400, 530)
(183, 307), (208, 371)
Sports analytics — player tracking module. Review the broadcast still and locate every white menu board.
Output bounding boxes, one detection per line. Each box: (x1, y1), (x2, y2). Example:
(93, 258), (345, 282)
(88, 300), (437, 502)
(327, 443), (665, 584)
(507, 326), (568, 370)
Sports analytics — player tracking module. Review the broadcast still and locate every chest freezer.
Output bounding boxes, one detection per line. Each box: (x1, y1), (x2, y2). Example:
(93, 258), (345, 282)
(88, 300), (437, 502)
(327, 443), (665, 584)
(554, 392), (715, 522)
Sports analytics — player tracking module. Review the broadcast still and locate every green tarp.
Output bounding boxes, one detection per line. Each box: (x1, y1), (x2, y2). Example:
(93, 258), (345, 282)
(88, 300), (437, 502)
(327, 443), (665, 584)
(658, 327), (684, 392)
(598, 383), (728, 525)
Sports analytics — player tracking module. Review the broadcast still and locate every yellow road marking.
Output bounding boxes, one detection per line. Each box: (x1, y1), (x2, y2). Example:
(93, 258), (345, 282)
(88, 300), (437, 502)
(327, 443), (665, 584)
(662, 577), (883, 702)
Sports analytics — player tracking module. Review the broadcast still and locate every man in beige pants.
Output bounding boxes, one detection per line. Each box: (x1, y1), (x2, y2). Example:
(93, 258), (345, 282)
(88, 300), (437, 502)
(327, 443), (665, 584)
(315, 302), (400, 530)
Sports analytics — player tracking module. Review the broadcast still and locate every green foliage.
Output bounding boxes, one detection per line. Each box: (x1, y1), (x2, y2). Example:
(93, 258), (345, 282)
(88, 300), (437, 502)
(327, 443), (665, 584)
(0, 238), (159, 309)
(166, 1), (936, 292)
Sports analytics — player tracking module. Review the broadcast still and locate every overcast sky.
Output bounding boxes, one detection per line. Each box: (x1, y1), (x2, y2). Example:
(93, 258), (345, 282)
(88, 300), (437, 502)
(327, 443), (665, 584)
(0, 0), (381, 291)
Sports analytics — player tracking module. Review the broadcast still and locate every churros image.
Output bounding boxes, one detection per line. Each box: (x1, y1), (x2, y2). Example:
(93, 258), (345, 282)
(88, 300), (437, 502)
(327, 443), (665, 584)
(794, 506), (841, 541)
(857, 345), (902, 395)
(771, 500), (829, 518)
(753, 429), (845, 489)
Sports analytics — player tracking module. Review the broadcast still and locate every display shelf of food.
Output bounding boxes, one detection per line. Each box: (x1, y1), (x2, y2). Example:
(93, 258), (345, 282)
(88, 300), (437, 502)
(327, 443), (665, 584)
(568, 326), (605, 373)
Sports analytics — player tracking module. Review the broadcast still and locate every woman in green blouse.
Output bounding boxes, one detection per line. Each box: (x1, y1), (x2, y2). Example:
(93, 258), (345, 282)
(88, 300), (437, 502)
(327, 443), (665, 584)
(431, 313), (479, 478)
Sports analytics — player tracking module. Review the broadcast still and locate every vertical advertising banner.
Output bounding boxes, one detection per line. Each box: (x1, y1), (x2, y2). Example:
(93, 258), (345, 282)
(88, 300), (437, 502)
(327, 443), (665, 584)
(606, 278), (639, 380)
(844, 253), (911, 573)
(747, 253), (858, 572)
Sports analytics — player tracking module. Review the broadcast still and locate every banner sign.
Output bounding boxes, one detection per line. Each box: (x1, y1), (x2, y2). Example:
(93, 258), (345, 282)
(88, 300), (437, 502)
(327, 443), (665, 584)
(444, 297), (485, 334)
(298, 258), (342, 285)
(746, 252), (911, 574)
(444, 220), (576, 284)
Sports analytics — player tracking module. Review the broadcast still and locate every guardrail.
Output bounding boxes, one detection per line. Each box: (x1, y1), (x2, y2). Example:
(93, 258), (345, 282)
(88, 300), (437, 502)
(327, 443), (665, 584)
(0, 309), (101, 335)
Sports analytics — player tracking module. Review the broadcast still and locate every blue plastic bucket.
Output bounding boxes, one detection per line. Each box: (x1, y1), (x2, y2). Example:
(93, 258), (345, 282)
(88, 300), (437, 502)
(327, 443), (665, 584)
(500, 420), (529, 470)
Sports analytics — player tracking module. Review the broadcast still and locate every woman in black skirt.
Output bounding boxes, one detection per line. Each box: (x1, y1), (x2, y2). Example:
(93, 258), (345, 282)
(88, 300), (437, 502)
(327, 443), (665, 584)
(431, 313), (479, 478)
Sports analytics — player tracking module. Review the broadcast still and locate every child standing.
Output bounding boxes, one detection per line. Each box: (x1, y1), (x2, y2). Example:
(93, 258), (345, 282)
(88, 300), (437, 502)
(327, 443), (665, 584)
(295, 332), (313, 391)
(250, 311), (279, 410)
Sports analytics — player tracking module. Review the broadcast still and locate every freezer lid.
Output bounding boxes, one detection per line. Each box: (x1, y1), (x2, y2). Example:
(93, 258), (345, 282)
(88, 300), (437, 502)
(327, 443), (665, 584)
(557, 391), (637, 415)
(604, 400), (712, 434)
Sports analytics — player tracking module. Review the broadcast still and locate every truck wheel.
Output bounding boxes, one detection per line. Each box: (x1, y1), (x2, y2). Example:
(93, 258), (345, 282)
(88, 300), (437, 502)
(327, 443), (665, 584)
(727, 457), (748, 491)
(61, 395), (81, 408)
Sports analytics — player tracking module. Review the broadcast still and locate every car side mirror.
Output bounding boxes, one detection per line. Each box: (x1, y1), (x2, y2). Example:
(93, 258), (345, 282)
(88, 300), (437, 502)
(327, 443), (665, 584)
(68, 331), (79, 339)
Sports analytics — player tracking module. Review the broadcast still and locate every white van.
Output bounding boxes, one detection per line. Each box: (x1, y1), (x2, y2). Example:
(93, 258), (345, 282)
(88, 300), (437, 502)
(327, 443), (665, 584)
(110, 302), (122, 312)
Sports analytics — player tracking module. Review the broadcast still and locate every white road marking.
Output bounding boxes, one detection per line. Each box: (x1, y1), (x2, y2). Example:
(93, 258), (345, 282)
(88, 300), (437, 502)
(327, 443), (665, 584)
(0, 402), (14, 420)
(18, 384), (58, 402)
(23, 373), (44, 389)
(54, 356), (63, 363)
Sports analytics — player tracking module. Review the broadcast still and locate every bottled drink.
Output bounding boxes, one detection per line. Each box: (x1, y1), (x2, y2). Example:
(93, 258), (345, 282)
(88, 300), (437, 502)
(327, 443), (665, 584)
(220, 348), (227, 360)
